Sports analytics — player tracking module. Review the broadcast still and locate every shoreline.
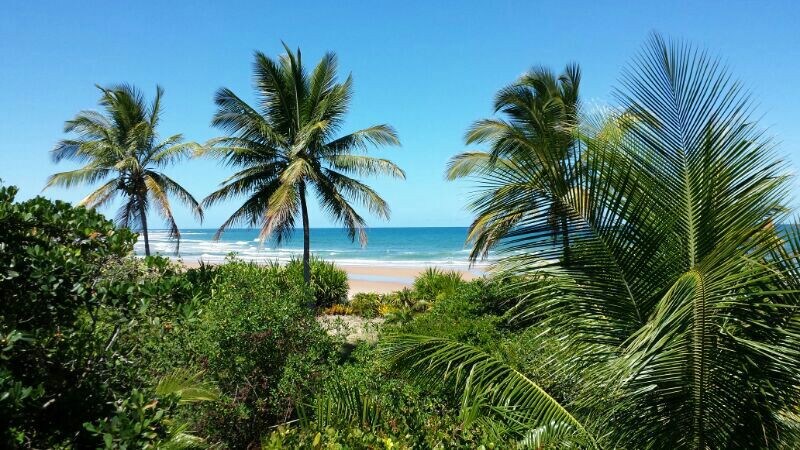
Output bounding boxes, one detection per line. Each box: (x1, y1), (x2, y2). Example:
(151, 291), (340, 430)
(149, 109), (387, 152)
(179, 258), (486, 297)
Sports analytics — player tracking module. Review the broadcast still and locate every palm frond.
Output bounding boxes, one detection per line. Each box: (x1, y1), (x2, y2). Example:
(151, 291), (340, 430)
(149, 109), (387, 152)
(382, 334), (595, 446)
(325, 154), (405, 179)
(321, 124), (400, 155)
(78, 178), (120, 209)
(155, 369), (218, 404)
(45, 166), (110, 189)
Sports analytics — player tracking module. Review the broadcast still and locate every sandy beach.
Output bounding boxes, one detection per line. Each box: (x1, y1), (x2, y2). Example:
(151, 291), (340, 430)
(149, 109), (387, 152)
(181, 259), (484, 297)
(341, 264), (483, 296)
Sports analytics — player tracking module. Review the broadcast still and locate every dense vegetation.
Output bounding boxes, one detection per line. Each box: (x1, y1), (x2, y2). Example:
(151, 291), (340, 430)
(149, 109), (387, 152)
(4, 34), (800, 448)
(0, 185), (513, 448)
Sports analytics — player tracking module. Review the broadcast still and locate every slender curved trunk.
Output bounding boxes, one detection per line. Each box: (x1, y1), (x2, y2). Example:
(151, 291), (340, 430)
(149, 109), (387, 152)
(299, 183), (311, 286)
(139, 197), (150, 257)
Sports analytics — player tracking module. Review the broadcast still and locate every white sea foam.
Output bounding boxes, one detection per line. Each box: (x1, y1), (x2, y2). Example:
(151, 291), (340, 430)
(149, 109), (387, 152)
(134, 228), (497, 268)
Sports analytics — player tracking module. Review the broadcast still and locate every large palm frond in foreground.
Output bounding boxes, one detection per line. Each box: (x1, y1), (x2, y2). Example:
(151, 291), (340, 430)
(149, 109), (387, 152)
(390, 34), (800, 449)
(200, 44), (404, 286)
(383, 334), (596, 447)
(46, 84), (202, 255)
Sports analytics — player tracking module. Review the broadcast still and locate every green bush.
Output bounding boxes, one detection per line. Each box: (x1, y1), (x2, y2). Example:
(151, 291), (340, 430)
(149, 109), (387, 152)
(397, 278), (506, 348)
(285, 257), (349, 307)
(186, 260), (337, 447)
(0, 186), (137, 447)
(84, 370), (218, 449)
(412, 267), (463, 301)
(0, 186), (209, 447)
(349, 292), (382, 318)
(266, 344), (506, 449)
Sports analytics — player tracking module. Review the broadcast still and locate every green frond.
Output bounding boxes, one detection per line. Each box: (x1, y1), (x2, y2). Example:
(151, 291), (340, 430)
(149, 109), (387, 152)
(144, 174), (180, 250)
(261, 181), (299, 243)
(280, 158), (315, 185)
(321, 124), (400, 155)
(146, 171), (203, 222)
(155, 369), (218, 404)
(326, 154), (405, 179)
(314, 174), (369, 245)
(77, 178), (119, 209)
(381, 335), (595, 446)
(148, 135), (200, 167)
(45, 166), (110, 190)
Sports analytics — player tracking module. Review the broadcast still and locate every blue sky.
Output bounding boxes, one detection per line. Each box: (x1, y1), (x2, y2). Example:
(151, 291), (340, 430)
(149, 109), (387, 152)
(1, 0), (798, 228)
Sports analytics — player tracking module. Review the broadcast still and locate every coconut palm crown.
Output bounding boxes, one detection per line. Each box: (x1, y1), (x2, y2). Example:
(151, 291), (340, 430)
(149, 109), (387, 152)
(46, 84), (203, 255)
(385, 34), (800, 449)
(447, 64), (581, 262)
(201, 44), (404, 285)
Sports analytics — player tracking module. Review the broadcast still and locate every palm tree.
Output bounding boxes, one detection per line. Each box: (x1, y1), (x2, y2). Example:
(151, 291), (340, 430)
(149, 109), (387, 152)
(385, 34), (800, 448)
(46, 84), (203, 256)
(201, 44), (404, 285)
(447, 64), (580, 263)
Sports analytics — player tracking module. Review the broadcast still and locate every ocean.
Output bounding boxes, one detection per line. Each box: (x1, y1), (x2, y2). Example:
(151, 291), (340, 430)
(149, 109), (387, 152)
(134, 227), (492, 268)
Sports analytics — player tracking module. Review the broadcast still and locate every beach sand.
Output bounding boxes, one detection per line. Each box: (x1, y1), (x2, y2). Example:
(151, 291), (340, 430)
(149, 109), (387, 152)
(341, 265), (482, 297)
(181, 259), (484, 297)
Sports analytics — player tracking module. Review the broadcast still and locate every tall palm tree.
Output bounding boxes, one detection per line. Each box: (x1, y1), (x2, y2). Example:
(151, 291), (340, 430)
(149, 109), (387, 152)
(201, 44), (404, 285)
(447, 64), (581, 264)
(46, 84), (203, 256)
(385, 34), (800, 448)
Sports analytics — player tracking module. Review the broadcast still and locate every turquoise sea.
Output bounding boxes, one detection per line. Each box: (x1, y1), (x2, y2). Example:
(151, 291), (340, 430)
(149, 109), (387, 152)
(135, 227), (492, 268)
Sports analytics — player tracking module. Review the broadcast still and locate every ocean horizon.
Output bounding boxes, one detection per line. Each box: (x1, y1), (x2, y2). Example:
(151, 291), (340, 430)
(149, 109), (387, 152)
(135, 227), (493, 268)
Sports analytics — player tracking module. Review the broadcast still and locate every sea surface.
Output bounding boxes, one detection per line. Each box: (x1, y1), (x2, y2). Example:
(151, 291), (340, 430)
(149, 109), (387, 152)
(134, 227), (492, 268)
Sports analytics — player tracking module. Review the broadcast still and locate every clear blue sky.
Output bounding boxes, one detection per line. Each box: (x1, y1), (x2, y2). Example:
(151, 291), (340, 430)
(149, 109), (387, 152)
(1, 1), (798, 228)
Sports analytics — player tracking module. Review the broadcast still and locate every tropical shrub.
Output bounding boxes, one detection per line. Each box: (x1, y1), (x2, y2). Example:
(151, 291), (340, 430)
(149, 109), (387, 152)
(0, 186), (212, 447)
(84, 370), (218, 449)
(412, 267), (463, 301)
(0, 186), (137, 446)
(269, 344), (504, 449)
(380, 287), (415, 308)
(285, 258), (349, 307)
(323, 304), (355, 315)
(349, 292), (382, 318)
(397, 280), (504, 348)
(186, 260), (337, 447)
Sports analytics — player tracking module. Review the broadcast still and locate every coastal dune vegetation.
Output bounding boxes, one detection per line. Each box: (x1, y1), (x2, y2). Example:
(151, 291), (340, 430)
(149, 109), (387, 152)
(2, 33), (800, 449)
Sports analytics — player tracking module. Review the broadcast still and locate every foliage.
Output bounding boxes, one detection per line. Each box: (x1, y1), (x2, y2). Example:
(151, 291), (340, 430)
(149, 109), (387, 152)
(349, 292), (382, 318)
(285, 257), (349, 307)
(7, 31), (800, 450)
(84, 370), (218, 449)
(0, 186), (136, 446)
(200, 43), (404, 284)
(269, 344), (509, 449)
(447, 64), (580, 262)
(396, 279), (505, 347)
(185, 260), (338, 447)
(383, 335), (593, 447)
(323, 304), (354, 315)
(398, 34), (800, 448)
(0, 186), (210, 447)
(45, 84), (202, 255)
(412, 267), (463, 301)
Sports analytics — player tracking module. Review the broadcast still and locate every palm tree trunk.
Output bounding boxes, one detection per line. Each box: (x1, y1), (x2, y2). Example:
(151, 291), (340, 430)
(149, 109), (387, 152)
(561, 215), (570, 266)
(139, 198), (151, 257)
(299, 183), (311, 285)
